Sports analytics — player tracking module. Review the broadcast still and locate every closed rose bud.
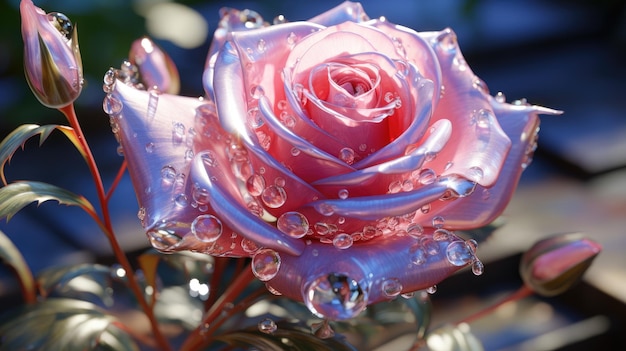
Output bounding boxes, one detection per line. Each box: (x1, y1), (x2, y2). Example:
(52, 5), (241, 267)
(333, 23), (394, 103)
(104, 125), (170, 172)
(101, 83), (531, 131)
(520, 232), (601, 296)
(129, 37), (180, 95)
(20, 0), (83, 108)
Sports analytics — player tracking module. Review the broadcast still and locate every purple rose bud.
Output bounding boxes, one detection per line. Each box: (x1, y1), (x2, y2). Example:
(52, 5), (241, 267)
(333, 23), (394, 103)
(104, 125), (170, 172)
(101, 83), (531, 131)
(129, 37), (180, 95)
(520, 232), (601, 296)
(20, 0), (83, 108)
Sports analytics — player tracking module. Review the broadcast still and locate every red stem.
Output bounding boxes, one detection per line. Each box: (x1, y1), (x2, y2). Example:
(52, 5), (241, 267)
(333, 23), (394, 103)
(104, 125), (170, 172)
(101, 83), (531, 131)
(58, 104), (172, 351)
(180, 266), (255, 351)
(455, 285), (534, 325)
(106, 159), (127, 203)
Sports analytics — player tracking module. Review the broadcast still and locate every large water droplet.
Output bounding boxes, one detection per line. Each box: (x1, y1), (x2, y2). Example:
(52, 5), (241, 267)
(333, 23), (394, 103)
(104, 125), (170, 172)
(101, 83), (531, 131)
(472, 259), (484, 276)
(103, 94), (123, 115)
(48, 12), (73, 39)
(446, 240), (475, 266)
(277, 212), (309, 238)
(191, 214), (222, 243)
(246, 174), (265, 196)
(382, 278), (403, 298)
(303, 272), (368, 320)
(418, 168), (437, 185)
(258, 318), (277, 334)
(147, 227), (181, 251)
(172, 122), (185, 144)
(333, 233), (353, 249)
(251, 249), (281, 281)
(161, 165), (176, 186)
(339, 147), (355, 165)
(261, 185), (287, 208)
(407, 223), (424, 238)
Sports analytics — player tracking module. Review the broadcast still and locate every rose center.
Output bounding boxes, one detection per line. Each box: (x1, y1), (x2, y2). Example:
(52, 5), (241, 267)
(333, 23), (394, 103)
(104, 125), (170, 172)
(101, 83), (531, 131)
(309, 63), (380, 109)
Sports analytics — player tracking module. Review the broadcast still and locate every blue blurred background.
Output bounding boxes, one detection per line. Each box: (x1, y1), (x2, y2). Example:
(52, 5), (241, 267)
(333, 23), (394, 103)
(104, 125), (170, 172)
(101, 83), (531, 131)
(1, 0), (625, 349)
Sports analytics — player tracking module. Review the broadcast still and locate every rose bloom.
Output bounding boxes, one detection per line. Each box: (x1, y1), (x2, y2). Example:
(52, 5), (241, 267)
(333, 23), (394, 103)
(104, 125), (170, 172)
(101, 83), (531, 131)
(104, 2), (559, 320)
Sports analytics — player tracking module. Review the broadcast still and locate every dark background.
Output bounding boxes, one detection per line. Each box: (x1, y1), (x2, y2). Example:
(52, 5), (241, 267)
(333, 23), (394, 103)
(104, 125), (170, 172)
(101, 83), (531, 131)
(1, 0), (625, 349)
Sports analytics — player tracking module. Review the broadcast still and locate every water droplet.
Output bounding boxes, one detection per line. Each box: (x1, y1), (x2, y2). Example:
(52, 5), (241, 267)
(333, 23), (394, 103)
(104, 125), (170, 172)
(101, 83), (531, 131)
(287, 32), (297, 46)
(418, 168), (437, 185)
(312, 320), (335, 339)
(246, 174), (265, 196)
(172, 122), (185, 144)
(426, 285), (437, 294)
(184, 148), (194, 161)
(338, 189), (349, 199)
(261, 185), (287, 208)
(473, 77), (489, 94)
(471, 259), (484, 276)
(402, 180), (414, 192)
(466, 239), (478, 253)
(251, 249), (281, 281)
(303, 272), (368, 319)
(407, 223), (424, 238)
(160, 165), (176, 186)
(388, 181), (402, 194)
(411, 248), (427, 265)
(277, 212), (309, 238)
(433, 228), (451, 241)
(290, 147), (301, 156)
(333, 233), (353, 249)
(433, 28), (457, 54)
(420, 204), (431, 214)
(401, 292), (415, 299)
(274, 177), (286, 187)
(472, 109), (492, 129)
(250, 85), (264, 99)
(432, 216), (445, 229)
(421, 237), (439, 255)
(339, 147), (355, 165)
(257, 39), (267, 53)
(273, 14), (287, 24)
(175, 193), (189, 207)
(444, 161), (454, 171)
(48, 12), (73, 39)
(191, 214), (222, 243)
(315, 222), (331, 235)
(145, 142), (155, 153)
(446, 240), (474, 266)
(258, 318), (277, 334)
(495, 92), (506, 103)
(147, 227), (181, 251)
(241, 238), (259, 253)
(382, 278), (403, 298)
(103, 94), (123, 115)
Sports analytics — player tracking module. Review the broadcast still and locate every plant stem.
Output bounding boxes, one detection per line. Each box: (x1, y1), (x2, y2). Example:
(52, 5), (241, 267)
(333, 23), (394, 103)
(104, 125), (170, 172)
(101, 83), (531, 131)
(106, 159), (127, 203)
(454, 285), (534, 325)
(180, 266), (256, 351)
(58, 104), (172, 351)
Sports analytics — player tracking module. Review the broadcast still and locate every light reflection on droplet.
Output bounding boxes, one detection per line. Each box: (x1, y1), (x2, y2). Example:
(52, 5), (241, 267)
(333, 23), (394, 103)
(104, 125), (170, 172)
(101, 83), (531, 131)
(251, 249), (281, 281)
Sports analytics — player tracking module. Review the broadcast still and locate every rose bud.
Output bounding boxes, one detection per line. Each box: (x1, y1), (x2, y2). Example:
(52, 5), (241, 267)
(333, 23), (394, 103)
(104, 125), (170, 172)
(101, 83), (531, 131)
(129, 37), (180, 95)
(520, 232), (602, 296)
(105, 2), (562, 320)
(20, 0), (83, 108)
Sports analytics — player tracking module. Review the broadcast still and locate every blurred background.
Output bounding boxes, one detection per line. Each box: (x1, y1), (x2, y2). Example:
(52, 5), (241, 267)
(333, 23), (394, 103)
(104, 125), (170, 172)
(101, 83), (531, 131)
(1, 0), (625, 349)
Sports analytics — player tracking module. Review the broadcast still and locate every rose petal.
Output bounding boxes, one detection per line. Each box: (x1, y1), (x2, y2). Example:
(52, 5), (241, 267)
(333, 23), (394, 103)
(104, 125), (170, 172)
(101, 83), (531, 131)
(307, 1), (369, 26)
(418, 29), (511, 187)
(414, 100), (561, 230)
(267, 231), (467, 311)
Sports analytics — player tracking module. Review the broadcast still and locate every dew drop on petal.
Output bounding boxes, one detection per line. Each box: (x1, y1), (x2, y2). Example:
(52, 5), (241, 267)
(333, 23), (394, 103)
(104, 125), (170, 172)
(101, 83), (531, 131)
(250, 85), (264, 99)
(246, 174), (265, 196)
(444, 161), (454, 171)
(446, 240), (475, 266)
(303, 272), (368, 319)
(411, 248), (427, 265)
(103, 94), (123, 115)
(145, 142), (155, 153)
(175, 193), (189, 207)
(277, 211), (309, 238)
(258, 318), (277, 334)
(432, 216), (445, 229)
(418, 168), (437, 185)
(433, 228), (451, 241)
(420, 204), (431, 214)
(291, 147), (301, 156)
(287, 32), (297, 45)
(241, 238), (259, 253)
(338, 189), (349, 199)
(161, 165), (176, 185)
(426, 285), (437, 294)
(495, 92), (506, 103)
(421, 237), (439, 255)
(407, 223), (424, 238)
(251, 249), (281, 281)
(382, 278), (403, 298)
(257, 39), (267, 53)
(333, 233), (353, 249)
(147, 228), (181, 251)
(472, 259), (484, 276)
(339, 147), (355, 165)
(191, 214), (223, 243)
(261, 185), (287, 208)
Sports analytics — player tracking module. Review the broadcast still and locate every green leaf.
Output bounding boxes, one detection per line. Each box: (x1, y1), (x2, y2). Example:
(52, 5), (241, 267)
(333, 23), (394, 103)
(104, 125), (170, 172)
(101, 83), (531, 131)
(0, 229), (36, 303)
(37, 264), (114, 303)
(0, 180), (95, 221)
(0, 124), (82, 185)
(0, 298), (139, 351)
(215, 321), (358, 351)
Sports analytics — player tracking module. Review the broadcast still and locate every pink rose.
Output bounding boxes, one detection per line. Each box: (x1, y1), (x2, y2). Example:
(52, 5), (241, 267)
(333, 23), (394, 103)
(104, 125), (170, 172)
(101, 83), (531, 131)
(104, 2), (560, 320)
